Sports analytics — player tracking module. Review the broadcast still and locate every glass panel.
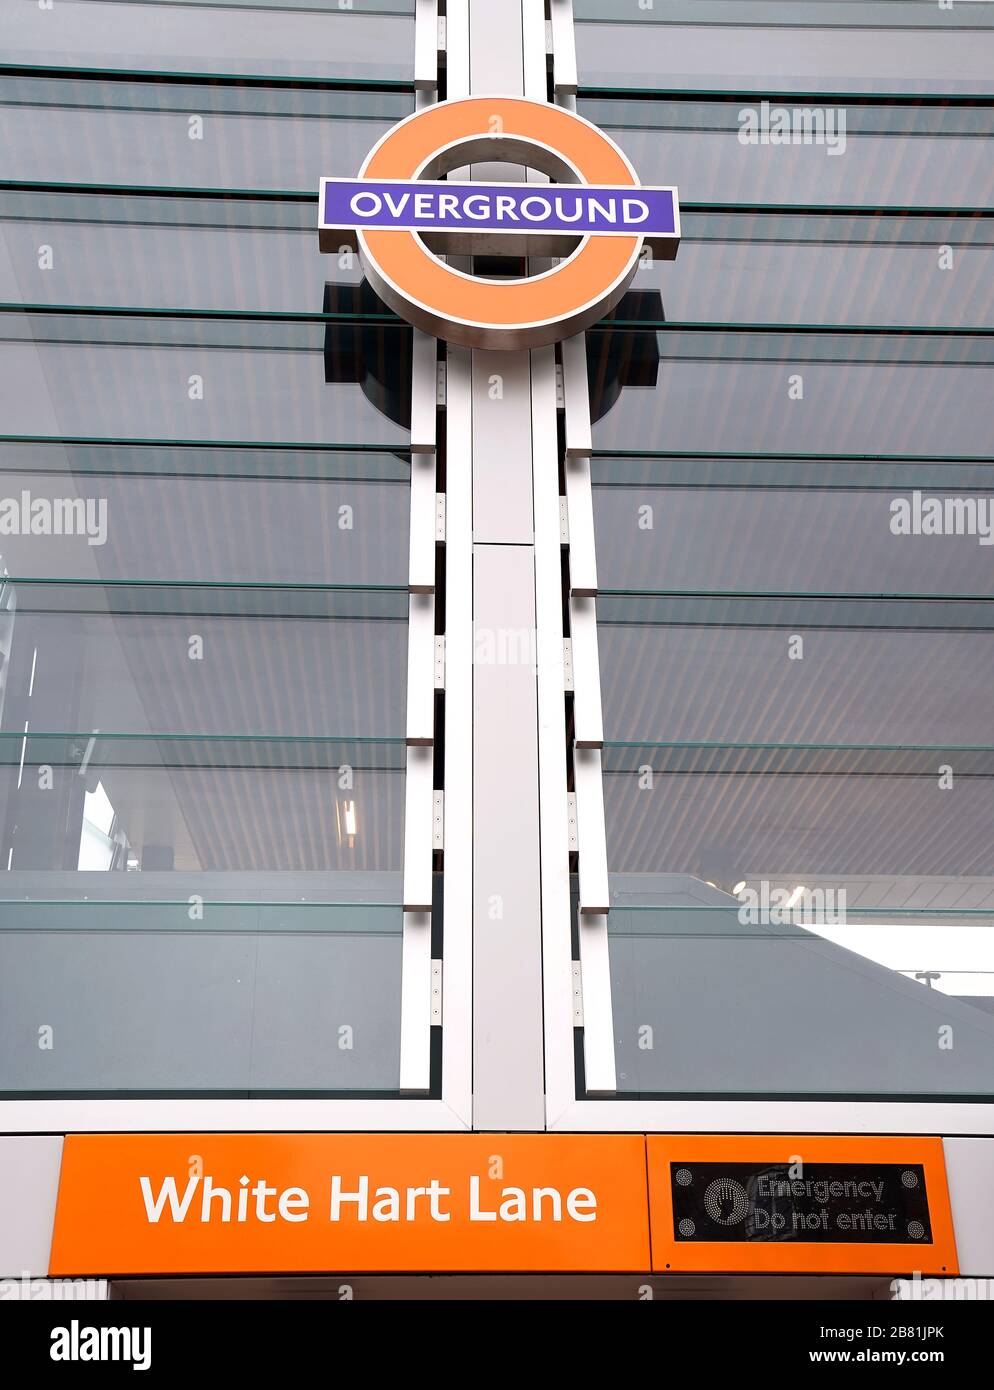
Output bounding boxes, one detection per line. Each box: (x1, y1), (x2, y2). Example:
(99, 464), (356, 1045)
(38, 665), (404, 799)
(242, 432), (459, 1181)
(577, 97), (994, 209)
(0, 312), (412, 445)
(608, 902), (994, 1098)
(587, 327), (994, 456)
(0, 189), (365, 312)
(0, 731), (405, 873)
(596, 595), (994, 747)
(0, 446), (411, 584)
(0, 75), (413, 189)
(592, 457), (994, 595)
(0, 46), (423, 1095)
(620, 211), (994, 329)
(1, 0), (415, 81)
(602, 740), (994, 882)
(7, 197), (993, 327)
(599, 744), (994, 1097)
(0, 899), (405, 1095)
(575, 1), (994, 26)
(98, 0), (414, 8)
(0, 582), (408, 739)
(575, 19), (994, 94)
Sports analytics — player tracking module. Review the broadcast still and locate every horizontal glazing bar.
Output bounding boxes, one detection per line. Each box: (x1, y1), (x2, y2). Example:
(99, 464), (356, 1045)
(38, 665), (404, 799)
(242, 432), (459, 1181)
(0, 900), (405, 933)
(2, 577), (407, 603)
(595, 594), (994, 623)
(0, 441), (412, 475)
(0, 731), (407, 764)
(602, 740), (994, 764)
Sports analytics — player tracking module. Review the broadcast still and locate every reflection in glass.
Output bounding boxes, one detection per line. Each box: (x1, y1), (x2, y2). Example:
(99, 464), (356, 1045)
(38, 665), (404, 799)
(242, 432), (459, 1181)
(0, 582), (409, 740)
(587, 328), (994, 457)
(0, 901), (405, 1095)
(592, 458), (994, 596)
(0, 75), (414, 190)
(596, 596), (994, 748)
(576, 20), (994, 93)
(578, 97), (994, 208)
(0, 0), (415, 80)
(0, 189), (364, 313)
(600, 744), (994, 1096)
(615, 211), (994, 330)
(0, 312), (413, 446)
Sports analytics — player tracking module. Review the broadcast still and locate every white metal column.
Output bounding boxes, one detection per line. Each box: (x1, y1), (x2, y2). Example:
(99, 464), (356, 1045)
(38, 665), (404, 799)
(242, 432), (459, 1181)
(444, 0), (549, 1130)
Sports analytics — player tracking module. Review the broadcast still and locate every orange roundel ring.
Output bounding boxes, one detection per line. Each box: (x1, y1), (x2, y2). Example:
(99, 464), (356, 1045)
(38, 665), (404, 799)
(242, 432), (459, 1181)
(357, 96), (642, 350)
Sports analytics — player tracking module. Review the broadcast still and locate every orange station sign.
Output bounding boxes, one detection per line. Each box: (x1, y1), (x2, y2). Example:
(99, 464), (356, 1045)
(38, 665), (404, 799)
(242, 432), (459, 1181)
(49, 1133), (650, 1276)
(49, 1132), (958, 1278)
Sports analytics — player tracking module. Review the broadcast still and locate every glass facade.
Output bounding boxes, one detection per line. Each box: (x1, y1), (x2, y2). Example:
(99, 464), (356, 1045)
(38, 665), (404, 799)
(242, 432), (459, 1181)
(0, 15), (420, 1098)
(579, 6), (994, 1101)
(0, 0), (992, 1117)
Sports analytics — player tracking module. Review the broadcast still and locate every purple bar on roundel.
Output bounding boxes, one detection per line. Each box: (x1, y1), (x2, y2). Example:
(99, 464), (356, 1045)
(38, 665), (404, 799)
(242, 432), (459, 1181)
(320, 178), (678, 238)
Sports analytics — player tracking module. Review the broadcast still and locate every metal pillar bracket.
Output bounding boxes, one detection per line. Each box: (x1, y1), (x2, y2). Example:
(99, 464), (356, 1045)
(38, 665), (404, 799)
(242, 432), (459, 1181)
(434, 635), (445, 690)
(562, 637), (574, 692)
(571, 960), (584, 1025)
(431, 959), (443, 1024)
(566, 791), (579, 852)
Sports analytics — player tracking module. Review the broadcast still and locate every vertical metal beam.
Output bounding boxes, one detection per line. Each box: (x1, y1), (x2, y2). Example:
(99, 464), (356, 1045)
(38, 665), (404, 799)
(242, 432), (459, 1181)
(463, 0), (547, 1130)
(402, 0), (473, 1112)
(469, 0), (525, 97)
(400, 449), (436, 1086)
(521, 0), (548, 99)
(410, 328), (438, 454)
(471, 351), (534, 544)
(437, 2), (474, 1123)
(472, 545), (544, 1128)
(569, 594), (604, 748)
(401, 722), (435, 1094)
(532, 345), (577, 1122)
(446, 0), (471, 100)
(399, 907), (433, 1093)
(441, 346), (474, 1123)
(574, 748), (609, 918)
(409, 454), (437, 594)
(549, 0), (578, 97)
(551, 0), (617, 1098)
(413, 0), (440, 92)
